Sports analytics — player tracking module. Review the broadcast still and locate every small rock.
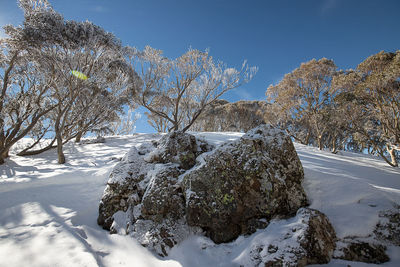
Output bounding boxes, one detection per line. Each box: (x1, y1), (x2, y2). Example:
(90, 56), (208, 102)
(374, 205), (400, 246)
(334, 238), (389, 264)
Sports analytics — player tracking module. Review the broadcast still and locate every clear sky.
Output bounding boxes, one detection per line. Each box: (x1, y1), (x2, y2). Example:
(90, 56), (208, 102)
(1, 0), (399, 133)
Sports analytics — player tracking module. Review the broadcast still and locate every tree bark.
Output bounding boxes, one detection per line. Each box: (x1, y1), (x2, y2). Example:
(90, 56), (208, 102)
(0, 146), (11, 164)
(331, 138), (338, 154)
(318, 136), (323, 150)
(386, 145), (398, 167)
(56, 132), (65, 164)
(75, 131), (83, 143)
(0, 150), (7, 164)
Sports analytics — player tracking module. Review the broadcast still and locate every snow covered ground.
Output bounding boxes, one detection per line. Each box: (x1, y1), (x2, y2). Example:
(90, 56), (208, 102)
(0, 133), (399, 267)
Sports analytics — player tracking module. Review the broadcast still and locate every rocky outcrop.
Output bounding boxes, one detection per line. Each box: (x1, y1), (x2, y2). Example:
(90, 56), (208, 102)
(97, 125), (325, 260)
(182, 125), (308, 243)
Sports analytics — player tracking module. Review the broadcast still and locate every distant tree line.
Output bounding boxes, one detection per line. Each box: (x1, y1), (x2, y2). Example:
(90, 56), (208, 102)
(189, 100), (269, 132)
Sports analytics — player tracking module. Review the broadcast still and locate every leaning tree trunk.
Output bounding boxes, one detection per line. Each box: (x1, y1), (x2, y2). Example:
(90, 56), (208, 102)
(386, 145), (399, 167)
(17, 138), (56, 156)
(75, 121), (86, 143)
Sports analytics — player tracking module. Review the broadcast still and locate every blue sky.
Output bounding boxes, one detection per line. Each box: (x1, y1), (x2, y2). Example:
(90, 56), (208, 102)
(1, 0), (399, 133)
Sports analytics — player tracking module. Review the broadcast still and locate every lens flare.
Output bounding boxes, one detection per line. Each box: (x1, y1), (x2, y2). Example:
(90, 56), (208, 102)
(71, 70), (88, 80)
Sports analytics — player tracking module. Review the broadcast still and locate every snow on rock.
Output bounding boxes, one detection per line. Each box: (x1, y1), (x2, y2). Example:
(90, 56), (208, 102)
(144, 130), (214, 170)
(246, 208), (336, 267)
(97, 145), (155, 230)
(182, 124), (308, 243)
(98, 131), (212, 256)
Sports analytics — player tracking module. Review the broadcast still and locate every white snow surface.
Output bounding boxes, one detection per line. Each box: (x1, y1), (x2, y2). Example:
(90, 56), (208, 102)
(0, 132), (399, 267)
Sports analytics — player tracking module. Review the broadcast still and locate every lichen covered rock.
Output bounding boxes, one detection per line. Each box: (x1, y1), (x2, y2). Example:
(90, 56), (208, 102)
(182, 125), (308, 243)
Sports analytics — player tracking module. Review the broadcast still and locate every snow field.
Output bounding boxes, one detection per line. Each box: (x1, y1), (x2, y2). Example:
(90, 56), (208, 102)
(0, 133), (399, 267)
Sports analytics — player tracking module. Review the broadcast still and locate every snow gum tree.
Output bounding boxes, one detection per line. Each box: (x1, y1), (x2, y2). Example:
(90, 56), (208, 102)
(333, 51), (400, 167)
(130, 46), (257, 132)
(2, 0), (138, 164)
(0, 0), (60, 164)
(266, 58), (337, 149)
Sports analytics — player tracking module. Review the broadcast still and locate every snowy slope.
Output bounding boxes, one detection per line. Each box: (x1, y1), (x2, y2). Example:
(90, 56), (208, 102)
(0, 133), (399, 267)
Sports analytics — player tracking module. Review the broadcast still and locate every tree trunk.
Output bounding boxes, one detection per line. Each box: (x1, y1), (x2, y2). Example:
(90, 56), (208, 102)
(386, 145), (398, 167)
(376, 145), (398, 167)
(331, 138), (337, 154)
(75, 131), (83, 143)
(305, 131), (311, 146)
(3, 148), (9, 158)
(318, 136), (323, 150)
(0, 151), (5, 164)
(56, 132), (65, 164)
(0, 147), (10, 164)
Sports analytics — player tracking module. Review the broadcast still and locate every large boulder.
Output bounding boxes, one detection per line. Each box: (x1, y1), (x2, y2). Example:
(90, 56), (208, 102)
(182, 125), (308, 243)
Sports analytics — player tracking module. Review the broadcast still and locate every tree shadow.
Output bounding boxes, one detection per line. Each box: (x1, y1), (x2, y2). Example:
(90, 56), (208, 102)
(41, 203), (107, 267)
(0, 177), (113, 266)
(0, 159), (38, 180)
